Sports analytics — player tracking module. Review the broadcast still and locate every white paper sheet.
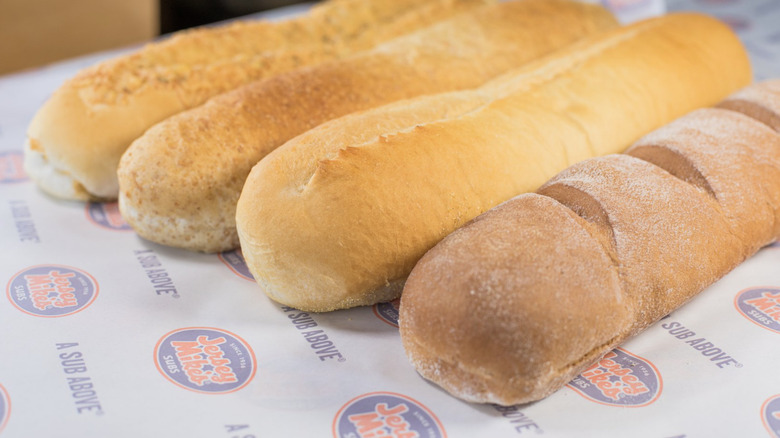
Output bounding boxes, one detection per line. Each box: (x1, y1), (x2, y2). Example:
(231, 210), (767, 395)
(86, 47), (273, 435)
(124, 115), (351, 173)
(2, 1), (780, 437)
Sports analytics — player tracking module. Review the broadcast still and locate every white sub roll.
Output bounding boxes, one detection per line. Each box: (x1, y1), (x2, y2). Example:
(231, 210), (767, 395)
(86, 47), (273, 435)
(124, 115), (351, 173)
(398, 81), (780, 405)
(236, 13), (751, 312)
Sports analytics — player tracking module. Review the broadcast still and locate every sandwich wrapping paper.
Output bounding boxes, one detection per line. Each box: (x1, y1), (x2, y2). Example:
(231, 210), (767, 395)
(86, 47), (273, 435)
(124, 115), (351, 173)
(1, 1), (780, 436)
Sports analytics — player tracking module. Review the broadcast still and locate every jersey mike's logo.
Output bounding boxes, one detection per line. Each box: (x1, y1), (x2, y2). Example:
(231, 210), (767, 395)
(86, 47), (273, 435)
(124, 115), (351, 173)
(567, 348), (662, 407)
(6, 265), (99, 317)
(218, 249), (254, 281)
(333, 392), (446, 438)
(86, 202), (131, 230)
(764, 394), (780, 438)
(372, 298), (401, 327)
(0, 384), (9, 434)
(735, 287), (780, 334)
(0, 151), (27, 183)
(155, 327), (256, 394)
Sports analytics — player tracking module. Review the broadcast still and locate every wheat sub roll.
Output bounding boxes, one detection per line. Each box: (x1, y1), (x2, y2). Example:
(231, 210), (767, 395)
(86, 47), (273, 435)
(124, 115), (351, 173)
(235, 13), (750, 312)
(117, 0), (618, 253)
(717, 79), (780, 130)
(398, 82), (780, 405)
(23, 0), (486, 201)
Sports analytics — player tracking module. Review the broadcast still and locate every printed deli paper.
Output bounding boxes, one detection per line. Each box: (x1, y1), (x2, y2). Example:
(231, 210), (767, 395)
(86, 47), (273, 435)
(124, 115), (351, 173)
(2, 0), (780, 437)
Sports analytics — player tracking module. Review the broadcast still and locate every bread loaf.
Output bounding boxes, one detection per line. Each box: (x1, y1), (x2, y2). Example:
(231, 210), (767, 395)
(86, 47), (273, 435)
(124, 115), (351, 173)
(235, 13), (750, 312)
(717, 79), (780, 130)
(398, 81), (780, 405)
(117, 0), (619, 253)
(23, 0), (487, 201)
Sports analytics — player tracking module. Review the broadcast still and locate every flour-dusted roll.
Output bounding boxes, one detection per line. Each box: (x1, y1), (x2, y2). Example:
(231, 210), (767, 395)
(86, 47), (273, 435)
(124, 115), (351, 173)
(717, 79), (780, 131)
(398, 81), (780, 405)
(23, 0), (487, 201)
(235, 13), (751, 312)
(118, 0), (619, 253)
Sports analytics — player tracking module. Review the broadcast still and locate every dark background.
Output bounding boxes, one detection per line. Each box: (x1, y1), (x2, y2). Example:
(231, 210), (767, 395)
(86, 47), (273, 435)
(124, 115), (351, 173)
(160, 0), (313, 33)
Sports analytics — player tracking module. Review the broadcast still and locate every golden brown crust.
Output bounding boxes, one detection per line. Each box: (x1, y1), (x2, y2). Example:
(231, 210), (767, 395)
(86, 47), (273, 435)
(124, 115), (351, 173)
(24, 0), (488, 200)
(118, 0), (618, 252)
(399, 95), (780, 405)
(236, 13), (751, 312)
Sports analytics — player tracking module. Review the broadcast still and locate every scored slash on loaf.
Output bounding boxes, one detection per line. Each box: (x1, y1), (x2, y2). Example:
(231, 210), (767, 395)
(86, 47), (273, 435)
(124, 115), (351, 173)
(117, 0), (619, 253)
(23, 0), (488, 201)
(398, 80), (780, 406)
(235, 12), (751, 312)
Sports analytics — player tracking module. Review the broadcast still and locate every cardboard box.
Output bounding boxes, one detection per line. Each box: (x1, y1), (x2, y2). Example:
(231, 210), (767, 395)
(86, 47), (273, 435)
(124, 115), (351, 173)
(0, 0), (156, 75)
